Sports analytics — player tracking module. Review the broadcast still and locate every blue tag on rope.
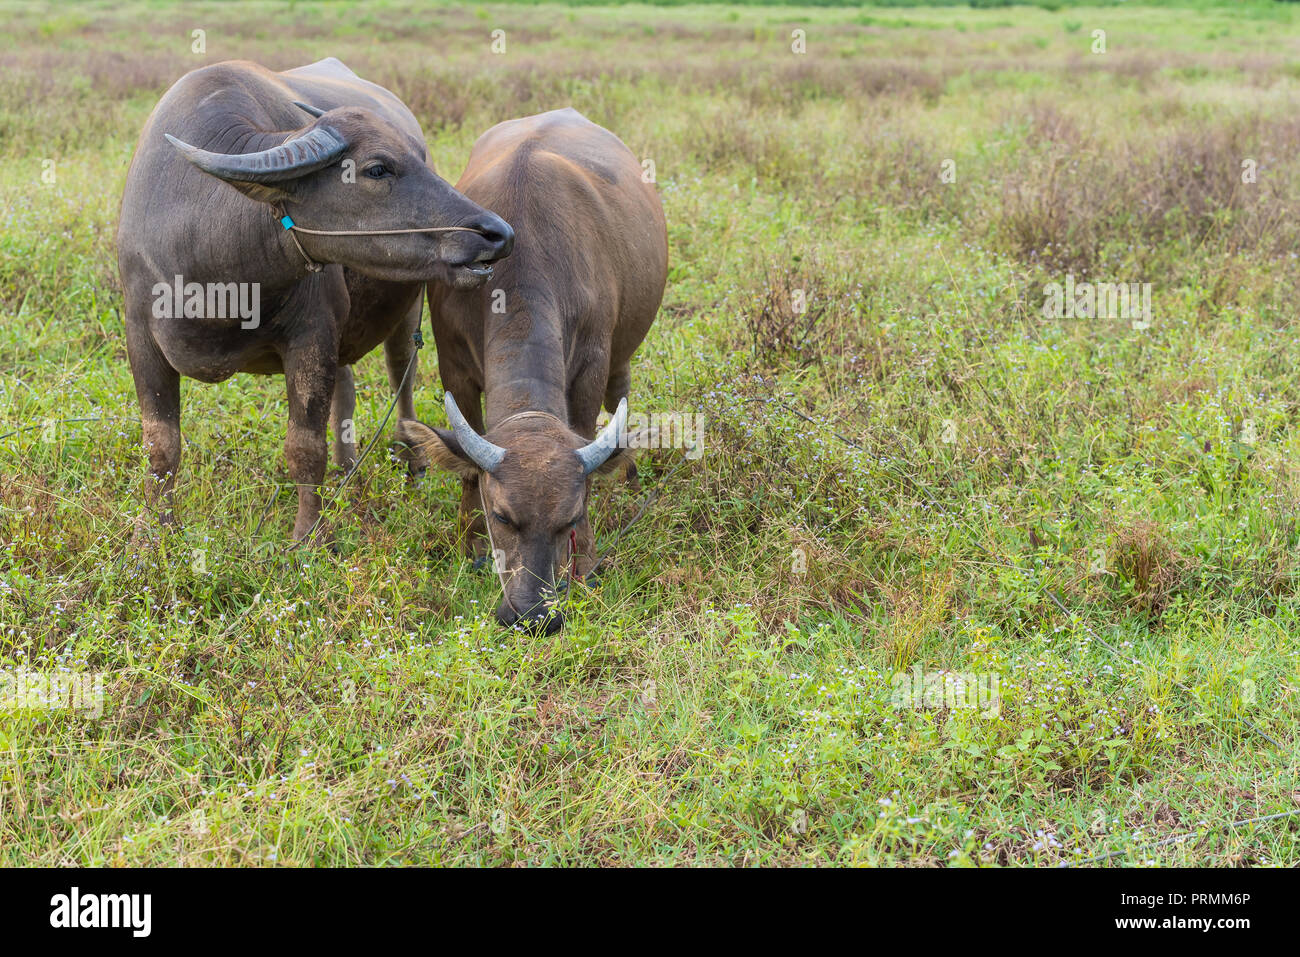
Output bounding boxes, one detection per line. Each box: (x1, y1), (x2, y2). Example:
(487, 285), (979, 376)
(280, 215), (295, 230)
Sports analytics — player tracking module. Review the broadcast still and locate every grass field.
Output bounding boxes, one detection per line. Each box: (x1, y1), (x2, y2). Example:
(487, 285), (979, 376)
(1, 0), (1299, 866)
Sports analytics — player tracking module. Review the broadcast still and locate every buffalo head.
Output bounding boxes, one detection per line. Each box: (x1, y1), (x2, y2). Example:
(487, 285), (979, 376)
(165, 103), (513, 288)
(398, 395), (632, 634)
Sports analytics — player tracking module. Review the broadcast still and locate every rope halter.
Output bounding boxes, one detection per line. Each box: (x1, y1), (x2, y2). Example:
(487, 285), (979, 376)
(273, 204), (486, 272)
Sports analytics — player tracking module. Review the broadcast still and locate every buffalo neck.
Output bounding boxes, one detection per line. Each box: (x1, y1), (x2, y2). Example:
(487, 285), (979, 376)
(183, 121), (319, 295)
(481, 282), (569, 430)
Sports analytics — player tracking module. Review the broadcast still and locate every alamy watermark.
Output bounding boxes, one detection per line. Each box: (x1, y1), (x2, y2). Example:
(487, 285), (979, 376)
(1042, 275), (1151, 329)
(151, 275), (261, 329)
(0, 668), (104, 718)
(891, 665), (1000, 718)
(605, 410), (705, 460)
(50, 887), (150, 937)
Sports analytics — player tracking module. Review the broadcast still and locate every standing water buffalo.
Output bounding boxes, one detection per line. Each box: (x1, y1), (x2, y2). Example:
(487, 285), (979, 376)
(116, 58), (513, 541)
(397, 108), (668, 633)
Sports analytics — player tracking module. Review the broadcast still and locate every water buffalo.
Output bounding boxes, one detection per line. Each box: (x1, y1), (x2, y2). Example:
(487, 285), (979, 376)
(116, 57), (513, 542)
(397, 108), (668, 633)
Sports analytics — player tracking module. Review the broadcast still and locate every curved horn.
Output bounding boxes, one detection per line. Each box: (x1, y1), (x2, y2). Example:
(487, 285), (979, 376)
(444, 392), (506, 474)
(164, 125), (347, 184)
(292, 100), (326, 118)
(576, 397), (628, 475)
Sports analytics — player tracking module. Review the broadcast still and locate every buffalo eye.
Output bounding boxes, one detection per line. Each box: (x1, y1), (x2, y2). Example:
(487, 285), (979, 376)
(492, 511), (515, 529)
(364, 163), (393, 179)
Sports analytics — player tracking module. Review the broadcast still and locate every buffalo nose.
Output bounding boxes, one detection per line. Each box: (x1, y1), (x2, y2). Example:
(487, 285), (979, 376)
(496, 600), (563, 635)
(473, 213), (514, 261)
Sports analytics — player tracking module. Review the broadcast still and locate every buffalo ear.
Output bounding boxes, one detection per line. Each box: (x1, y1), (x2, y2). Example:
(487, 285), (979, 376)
(591, 426), (649, 480)
(395, 418), (479, 480)
(591, 423), (653, 481)
(591, 447), (636, 480)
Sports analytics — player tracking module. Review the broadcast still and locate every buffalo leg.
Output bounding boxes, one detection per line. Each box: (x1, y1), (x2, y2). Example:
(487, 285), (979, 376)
(282, 343), (336, 543)
(125, 317), (182, 528)
(442, 378), (488, 562)
(383, 300), (422, 476)
(329, 364), (358, 471)
(603, 361), (631, 418)
(603, 359), (638, 487)
(571, 354), (614, 578)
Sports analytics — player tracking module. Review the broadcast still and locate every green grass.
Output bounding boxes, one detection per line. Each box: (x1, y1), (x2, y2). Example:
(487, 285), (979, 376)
(1, 1), (1298, 865)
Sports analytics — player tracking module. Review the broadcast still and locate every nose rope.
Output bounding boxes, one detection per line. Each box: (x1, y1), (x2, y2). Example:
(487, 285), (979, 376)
(273, 203), (486, 273)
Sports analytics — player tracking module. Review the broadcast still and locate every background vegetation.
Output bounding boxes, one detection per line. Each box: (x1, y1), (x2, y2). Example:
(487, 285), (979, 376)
(1, 1), (1298, 865)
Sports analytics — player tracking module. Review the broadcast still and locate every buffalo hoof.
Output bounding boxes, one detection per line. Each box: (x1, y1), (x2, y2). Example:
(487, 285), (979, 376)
(291, 518), (336, 550)
(129, 512), (180, 548)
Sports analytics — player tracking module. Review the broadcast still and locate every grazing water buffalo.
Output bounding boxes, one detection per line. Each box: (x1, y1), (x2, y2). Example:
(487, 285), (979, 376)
(116, 58), (513, 541)
(398, 108), (668, 633)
